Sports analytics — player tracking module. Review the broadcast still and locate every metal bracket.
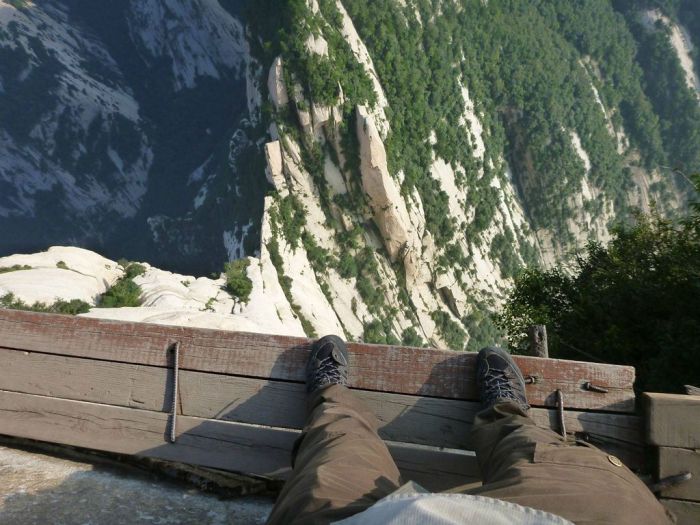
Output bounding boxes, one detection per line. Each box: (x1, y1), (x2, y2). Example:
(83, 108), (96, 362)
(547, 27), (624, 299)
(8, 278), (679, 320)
(556, 389), (566, 438)
(168, 341), (180, 444)
(648, 472), (692, 493)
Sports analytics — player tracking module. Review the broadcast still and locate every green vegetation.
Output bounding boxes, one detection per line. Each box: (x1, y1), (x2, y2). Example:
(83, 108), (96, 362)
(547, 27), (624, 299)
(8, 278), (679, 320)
(497, 177), (700, 392)
(98, 261), (145, 308)
(0, 293), (90, 315)
(464, 306), (505, 352)
(621, 6), (700, 176)
(267, 237), (317, 337)
(339, 0), (699, 237)
(224, 259), (253, 303)
(0, 265), (31, 274)
(202, 297), (217, 312)
(430, 311), (467, 351)
(363, 319), (399, 345)
(401, 327), (425, 348)
(249, 0), (376, 109)
(250, 0), (700, 352)
(7, 1), (28, 10)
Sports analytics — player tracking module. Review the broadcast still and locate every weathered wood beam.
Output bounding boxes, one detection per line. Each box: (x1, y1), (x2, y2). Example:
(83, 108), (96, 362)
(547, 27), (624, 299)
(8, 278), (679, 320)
(0, 347), (644, 468)
(644, 393), (700, 448)
(0, 310), (636, 411)
(661, 499), (700, 525)
(658, 447), (700, 501)
(0, 389), (478, 491)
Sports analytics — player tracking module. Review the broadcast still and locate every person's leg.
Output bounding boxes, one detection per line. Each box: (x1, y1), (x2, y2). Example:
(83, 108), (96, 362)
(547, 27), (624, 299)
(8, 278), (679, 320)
(266, 338), (401, 525)
(462, 347), (672, 525)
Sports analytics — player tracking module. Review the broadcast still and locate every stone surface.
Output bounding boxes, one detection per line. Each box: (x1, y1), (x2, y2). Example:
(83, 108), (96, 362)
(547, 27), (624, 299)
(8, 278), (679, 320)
(0, 245), (304, 337)
(0, 445), (273, 525)
(80, 253), (304, 337)
(305, 33), (328, 57)
(334, 0), (389, 137)
(267, 56), (288, 109)
(0, 246), (123, 305)
(356, 105), (415, 263)
(264, 140), (285, 190)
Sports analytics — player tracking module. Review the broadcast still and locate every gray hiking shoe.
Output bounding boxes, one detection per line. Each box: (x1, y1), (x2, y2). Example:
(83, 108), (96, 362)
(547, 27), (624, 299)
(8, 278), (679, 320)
(306, 335), (349, 393)
(476, 346), (530, 412)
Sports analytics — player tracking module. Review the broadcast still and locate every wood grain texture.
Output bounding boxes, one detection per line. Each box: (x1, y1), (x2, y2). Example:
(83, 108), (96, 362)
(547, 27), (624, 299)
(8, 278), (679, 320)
(661, 499), (700, 525)
(0, 347), (643, 468)
(644, 393), (700, 448)
(0, 389), (478, 490)
(0, 310), (635, 411)
(659, 447), (700, 501)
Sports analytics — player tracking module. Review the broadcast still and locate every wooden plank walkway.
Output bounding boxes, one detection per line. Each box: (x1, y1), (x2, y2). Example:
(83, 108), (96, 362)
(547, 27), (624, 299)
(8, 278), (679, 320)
(0, 310), (644, 490)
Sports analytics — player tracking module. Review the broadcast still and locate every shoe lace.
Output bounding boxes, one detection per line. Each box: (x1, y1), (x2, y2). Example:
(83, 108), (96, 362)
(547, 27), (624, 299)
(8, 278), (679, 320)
(483, 369), (524, 406)
(312, 346), (346, 386)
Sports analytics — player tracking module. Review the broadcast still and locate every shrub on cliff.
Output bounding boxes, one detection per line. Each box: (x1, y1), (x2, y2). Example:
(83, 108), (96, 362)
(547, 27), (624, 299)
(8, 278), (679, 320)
(225, 259), (253, 303)
(99, 261), (145, 308)
(0, 293), (90, 315)
(497, 178), (700, 392)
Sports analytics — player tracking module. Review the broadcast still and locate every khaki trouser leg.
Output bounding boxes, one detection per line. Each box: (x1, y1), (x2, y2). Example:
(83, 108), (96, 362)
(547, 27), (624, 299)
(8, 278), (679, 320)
(464, 402), (673, 525)
(266, 385), (402, 525)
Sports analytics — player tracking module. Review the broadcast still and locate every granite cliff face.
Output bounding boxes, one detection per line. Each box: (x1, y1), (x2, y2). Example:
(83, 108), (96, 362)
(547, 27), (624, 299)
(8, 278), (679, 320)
(0, 0), (264, 275)
(1, 0), (699, 349)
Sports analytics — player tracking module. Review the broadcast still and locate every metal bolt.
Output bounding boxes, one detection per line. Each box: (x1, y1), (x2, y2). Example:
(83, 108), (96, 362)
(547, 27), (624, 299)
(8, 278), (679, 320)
(583, 381), (609, 393)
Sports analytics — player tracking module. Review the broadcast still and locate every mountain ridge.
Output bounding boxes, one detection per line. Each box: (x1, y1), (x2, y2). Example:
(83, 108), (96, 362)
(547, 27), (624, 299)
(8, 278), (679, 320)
(1, 0), (699, 349)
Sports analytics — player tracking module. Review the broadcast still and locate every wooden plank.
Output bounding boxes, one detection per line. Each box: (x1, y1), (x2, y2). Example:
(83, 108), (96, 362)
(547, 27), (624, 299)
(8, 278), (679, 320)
(661, 499), (700, 525)
(0, 347), (644, 468)
(0, 388), (294, 478)
(0, 389), (477, 491)
(644, 393), (700, 448)
(389, 443), (478, 491)
(659, 447), (700, 501)
(0, 310), (636, 411)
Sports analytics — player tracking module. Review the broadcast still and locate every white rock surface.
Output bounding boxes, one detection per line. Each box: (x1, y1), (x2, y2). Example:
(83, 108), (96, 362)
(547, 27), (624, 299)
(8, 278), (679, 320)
(568, 129), (592, 174)
(0, 445), (273, 525)
(0, 247), (122, 305)
(642, 10), (700, 96)
(459, 82), (486, 161)
(267, 56), (289, 109)
(334, 0), (390, 137)
(0, 246), (304, 337)
(265, 140), (286, 190)
(356, 105), (415, 262)
(305, 33), (329, 56)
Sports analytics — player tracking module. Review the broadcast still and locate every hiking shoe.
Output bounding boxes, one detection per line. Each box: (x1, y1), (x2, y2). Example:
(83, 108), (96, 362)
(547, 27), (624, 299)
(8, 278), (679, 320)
(306, 335), (349, 393)
(476, 346), (530, 412)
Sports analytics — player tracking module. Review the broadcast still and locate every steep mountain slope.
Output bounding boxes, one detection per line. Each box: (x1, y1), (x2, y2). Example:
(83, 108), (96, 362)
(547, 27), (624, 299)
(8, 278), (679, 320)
(1, 0), (699, 350)
(0, 0), (265, 275)
(245, 0), (700, 349)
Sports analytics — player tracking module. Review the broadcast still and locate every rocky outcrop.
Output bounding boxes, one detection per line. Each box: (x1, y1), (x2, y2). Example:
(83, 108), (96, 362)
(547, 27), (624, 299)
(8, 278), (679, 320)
(0, 246), (304, 337)
(264, 140), (285, 190)
(267, 56), (289, 109)
(305, 34), (329, 56)
(356, 106), (416, 263)
(641, 10), (700, 97)
(0, 247), (122, 305)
